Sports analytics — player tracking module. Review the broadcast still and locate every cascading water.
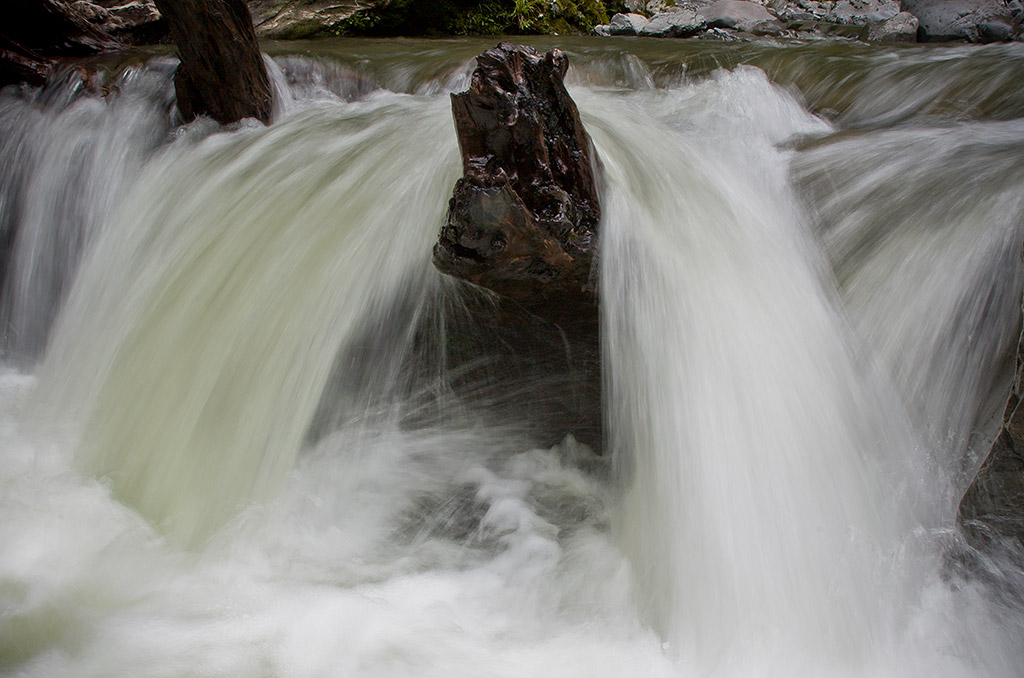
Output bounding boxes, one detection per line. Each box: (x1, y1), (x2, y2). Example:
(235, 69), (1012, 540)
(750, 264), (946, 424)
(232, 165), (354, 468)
(596, 70), (921, 667)
(1, 37), (1023, 678)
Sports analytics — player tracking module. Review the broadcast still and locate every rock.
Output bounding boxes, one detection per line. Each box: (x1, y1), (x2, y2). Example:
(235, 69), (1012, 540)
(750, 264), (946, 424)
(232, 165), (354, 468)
(592, 23), (613, 35)
(826, 0), (900, 24)
(901, 0), (1019, 41)
(646, 0), (679, 13)
(697, 0), (785, 32)
(73, 1), (114, 24)
(699, 25), (754, 37)
(97, 1), (168, 44)
(960, 295), (1024, 551)
(768, 0), (826, 21)
(154, 0), (273, 124)
(624, 0), (648, 12)
(639, 9), (707, 35)
(867, 10), (919, 40)
(0, 0), (123, 89)
(434, 43), (602, 332)
(0, 37), (52, 89)
(609, 12), (652, 34)
(249, 0), (380, 39)
(2, 0), (119, 56)
(770, 0), (906, 25)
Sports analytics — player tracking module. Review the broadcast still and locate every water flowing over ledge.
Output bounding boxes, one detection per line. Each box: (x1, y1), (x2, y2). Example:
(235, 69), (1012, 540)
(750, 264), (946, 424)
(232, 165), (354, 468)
(1, 38), (1023, 678)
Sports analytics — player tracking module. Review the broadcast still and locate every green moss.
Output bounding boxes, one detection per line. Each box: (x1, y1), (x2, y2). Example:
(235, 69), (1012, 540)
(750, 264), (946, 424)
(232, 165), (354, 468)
(338, 0), (609, 37)
(271, 18), (332, 39)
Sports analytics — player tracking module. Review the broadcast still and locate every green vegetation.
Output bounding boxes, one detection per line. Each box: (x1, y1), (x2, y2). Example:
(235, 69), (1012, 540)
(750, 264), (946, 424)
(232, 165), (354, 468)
(336, 0), (615, 36)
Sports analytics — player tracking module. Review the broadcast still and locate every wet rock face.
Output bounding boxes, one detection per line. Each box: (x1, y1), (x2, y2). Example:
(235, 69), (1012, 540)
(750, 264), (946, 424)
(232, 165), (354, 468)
(867, 10), (920, 41)
(3, 0), (118, 57)
(154, 0), (273, 124)
(0, 39), (52, 88)
(960, 311), (1024, 551)
(434, 43), (602, 330)
(901, 0), (1019, 42)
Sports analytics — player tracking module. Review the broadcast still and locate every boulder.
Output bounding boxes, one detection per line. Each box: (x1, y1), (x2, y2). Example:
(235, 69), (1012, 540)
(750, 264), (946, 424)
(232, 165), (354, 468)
(154, 0), (273, 124)
(609, 12), (652, 33)
(94, 1), (168, 44)
(2, 0), (118, 56)
(867, 10), (919, 39)
(639, 9), (707, 35)
(768, 0), (829, 21)
(249, 0), (381, 39)
(826, 0), (900, 24)
(697, 0), (785, 32)
(901, 0), (1019, 41)
(0, 37), (52, 89)
(624, 0), (649, 11)
(434, 43), (602, 332)
(0, 0), (124, 89)
(646, 0), (681, 12)
(771, 0), (912, 25)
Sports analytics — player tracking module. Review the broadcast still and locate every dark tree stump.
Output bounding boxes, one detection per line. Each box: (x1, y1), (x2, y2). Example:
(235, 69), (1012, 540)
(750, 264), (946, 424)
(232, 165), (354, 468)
(434, 42), (602, 333)
(154, 0), (272, 125)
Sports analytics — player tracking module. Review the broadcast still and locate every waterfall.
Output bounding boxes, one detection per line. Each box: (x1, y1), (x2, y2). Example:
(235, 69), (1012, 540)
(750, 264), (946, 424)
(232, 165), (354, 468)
(1, 40), (1023, 678)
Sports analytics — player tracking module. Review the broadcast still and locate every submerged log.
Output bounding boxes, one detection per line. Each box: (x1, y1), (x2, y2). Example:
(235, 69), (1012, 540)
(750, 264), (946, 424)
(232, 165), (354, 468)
(154, 0), (272, 124)
(434, 42), (602, 332)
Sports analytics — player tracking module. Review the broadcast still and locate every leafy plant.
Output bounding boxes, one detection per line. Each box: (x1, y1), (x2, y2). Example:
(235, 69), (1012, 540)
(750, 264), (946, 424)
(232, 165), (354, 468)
(338, 0), (608, 37)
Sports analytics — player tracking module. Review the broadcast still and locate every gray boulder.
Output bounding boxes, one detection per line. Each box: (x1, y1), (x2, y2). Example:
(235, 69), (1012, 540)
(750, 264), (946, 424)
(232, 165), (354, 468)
(646, 0), (680, 12)
(639, 9), (706, 35)
(609, 12), (652, 34)
(900, 0), (1019, 41)
(91, 0), (167, 43)
(248, 0), (386, 39)
(867, 10), (919, 40)
(771, 0), (906, 25)
(697, 0), (784, 32)
(826, 0), (900, 24)
(624, 0), (648, 11)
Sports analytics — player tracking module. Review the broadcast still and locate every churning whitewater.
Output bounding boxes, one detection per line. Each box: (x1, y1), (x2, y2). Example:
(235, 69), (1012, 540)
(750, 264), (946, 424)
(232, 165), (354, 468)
(1, 39), (1024, 678)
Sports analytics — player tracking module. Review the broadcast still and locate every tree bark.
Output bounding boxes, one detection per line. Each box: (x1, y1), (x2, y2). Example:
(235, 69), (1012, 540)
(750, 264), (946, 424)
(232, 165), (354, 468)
(434, 43), (602, 334)
(154, 0), (272, 125)
(431, 43), (604, 451)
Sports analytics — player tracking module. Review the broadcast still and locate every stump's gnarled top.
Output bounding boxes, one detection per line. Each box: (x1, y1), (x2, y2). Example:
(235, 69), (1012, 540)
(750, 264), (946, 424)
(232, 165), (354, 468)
(434, 43), (602, 328)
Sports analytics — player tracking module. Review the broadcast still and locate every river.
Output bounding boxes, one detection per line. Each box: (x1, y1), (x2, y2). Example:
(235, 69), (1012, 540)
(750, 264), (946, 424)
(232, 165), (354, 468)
(1, 36), (1023, 677)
